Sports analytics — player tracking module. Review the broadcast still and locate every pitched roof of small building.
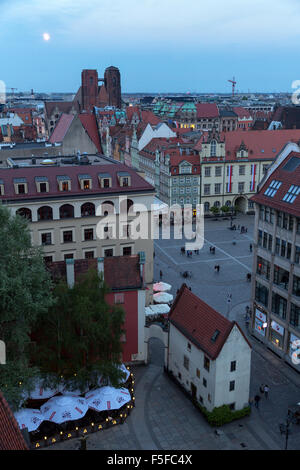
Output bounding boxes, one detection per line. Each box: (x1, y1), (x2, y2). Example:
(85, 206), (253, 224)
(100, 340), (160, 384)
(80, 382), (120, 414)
(78, 113), (102, 153)
(196, 103), (219, 119)
(49, 113), (74, 143)
(0, 391), (28, 450)
(169, 284), (251, 360)
(251, 150), (300, 217)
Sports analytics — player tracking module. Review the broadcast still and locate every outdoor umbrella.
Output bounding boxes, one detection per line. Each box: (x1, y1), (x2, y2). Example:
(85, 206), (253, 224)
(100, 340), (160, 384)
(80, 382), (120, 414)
(148, 304), (170, 315)
(96, 364), (130, 387)
(40, 395), (88, 424)
(29, 377), (60, 400)
(14, 408), (44, 432)
(153, 292), (173, 304)
(153, 282), (172, 292)
(85, 386), (131, 412)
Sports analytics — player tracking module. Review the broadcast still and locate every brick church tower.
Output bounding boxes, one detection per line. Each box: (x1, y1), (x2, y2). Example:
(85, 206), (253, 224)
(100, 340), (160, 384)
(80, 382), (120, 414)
(81, 69), (99, 112)
(104, 66), (122, 109)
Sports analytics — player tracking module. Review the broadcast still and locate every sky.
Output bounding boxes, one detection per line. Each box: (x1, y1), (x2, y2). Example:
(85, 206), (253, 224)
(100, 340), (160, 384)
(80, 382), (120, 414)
(1, 0), (300, 94)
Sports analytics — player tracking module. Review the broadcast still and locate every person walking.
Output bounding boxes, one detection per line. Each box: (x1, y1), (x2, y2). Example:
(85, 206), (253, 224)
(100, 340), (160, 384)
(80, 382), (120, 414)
(264, 385), (269, 399)
(160, 270), (163, 280)
(259, 384), (265, 394)
(249, 243), (252, 252)
(254, 394), (261, 409)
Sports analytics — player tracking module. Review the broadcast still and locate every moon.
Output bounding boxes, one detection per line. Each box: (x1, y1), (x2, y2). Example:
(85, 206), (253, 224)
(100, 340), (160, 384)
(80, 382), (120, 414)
(43, 33), (50, 41)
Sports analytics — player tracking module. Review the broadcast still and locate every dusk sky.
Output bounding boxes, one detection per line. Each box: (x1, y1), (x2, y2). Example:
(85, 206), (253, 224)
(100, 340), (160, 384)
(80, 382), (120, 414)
(1, 0), (300, 94)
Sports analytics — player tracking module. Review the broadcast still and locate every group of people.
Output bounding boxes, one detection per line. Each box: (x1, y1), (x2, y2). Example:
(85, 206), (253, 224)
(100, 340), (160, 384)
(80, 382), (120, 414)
(214, 265), (221, 273)
(209, 246), (216, 254)
(250, 384), (270, 409)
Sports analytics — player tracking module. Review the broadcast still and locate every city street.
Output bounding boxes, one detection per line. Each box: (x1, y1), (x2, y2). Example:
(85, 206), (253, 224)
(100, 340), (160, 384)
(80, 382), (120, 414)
(49, 214), (300, 451)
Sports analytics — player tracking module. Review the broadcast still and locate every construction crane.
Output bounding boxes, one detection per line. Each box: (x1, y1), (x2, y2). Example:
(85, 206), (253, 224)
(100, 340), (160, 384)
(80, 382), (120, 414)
(228, 77), (236, 97)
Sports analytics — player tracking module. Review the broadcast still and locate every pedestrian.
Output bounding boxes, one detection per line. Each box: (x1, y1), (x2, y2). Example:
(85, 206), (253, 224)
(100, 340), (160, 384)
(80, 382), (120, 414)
(259, 384), (264, 394)
(160, 270), (163, 279)
(249, 243), (252, 252)
(264, 385), (269, 399)
(217, 265), (220, 273)
(248, 397), (254, 408)
(254, 394), (261, 409)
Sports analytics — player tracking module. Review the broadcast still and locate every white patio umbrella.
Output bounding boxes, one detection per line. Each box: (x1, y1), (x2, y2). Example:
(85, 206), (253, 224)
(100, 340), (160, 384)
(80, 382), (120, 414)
(153, 282), (172, 292)
(148, 304), (170, 315)
(14, 408), (44, 432)
(153, 292), (173, 304)
(85, 386), (131, 412)
(29, 377), (60, 400)
(40, 395), (88, 424)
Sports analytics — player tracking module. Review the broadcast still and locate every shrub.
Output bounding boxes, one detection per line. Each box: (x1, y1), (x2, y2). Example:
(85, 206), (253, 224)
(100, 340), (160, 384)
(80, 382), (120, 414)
(195, 403), (251, 427)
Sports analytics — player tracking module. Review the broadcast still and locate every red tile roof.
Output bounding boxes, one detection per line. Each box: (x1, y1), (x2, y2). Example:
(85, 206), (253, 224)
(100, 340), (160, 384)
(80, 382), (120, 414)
(251, 150), (300, 217)
(232, 107), (252, 120)
(49, 113), (74, 143)
(0, 391), (28, 450)
(196, 103), (219, 119)
(0, 163), (154, 202)
(47, 256), (142, 291)
(169, 284), (251, 360)
(79, 113), (102, 153)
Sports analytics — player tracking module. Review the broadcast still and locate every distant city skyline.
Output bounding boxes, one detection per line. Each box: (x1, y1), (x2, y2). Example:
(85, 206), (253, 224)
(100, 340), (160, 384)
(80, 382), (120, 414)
(1, 0), (300, 94)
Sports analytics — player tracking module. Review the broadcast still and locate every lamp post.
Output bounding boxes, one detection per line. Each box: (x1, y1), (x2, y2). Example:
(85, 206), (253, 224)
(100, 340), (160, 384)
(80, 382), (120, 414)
(279, 413), (293, 450)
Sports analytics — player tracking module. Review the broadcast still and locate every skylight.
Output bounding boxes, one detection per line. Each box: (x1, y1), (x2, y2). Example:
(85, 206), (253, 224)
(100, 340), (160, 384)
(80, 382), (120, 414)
(282, 185), (300, 204)
(211, 330), (220, 343)
(264, 180), (282, 197)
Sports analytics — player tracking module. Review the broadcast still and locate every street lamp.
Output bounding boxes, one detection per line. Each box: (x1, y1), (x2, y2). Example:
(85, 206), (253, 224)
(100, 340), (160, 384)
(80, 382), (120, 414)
(279, 413), (293, 450)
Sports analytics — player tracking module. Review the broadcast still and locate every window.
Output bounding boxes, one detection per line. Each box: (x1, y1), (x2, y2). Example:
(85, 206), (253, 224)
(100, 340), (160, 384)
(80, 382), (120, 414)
(229, 380), (235, 391)
(282, 185), (300, 204)
(103, 178), (110, 188)
(123, 246), (132, 256)
(60, 204), (74, 219)
(230, 361), (236, 372)
(229, 403), (236, 411)
(293, 275), (300, 297)
(40, 182), (47, 193)
(183, 355), (189, 370)
(210, 140), (216, 157)
(63, 231), (73, 243)
(104, 248), (113, 257)
(215, 166), (222, 177)
(215, 183), (221, 194)
(114, 293), (124, 304)
(81, 202), (95, 217)
(187, 342), (191, 352)
(273, 266), (289, 290)
(84, 228), (94, 241)
(239, 166), (245, 176)
(18, 184), (25, 194)
(290, 304), (300, 330)
(204, 356), (210, 372)
(64, 253), (74, 260)
(41, 232), (52, 246)
(204, 184), (210, 195)
(44, 256), (53, 263)
(84, 251), (94, 259)
(238, 182), (245, 193)
(196, 368), (200, 378)
(295, 246), (300, 265)
(272, 293), (287, 319)
(205, 167), (211, 177)
(122, 177), (129, 187)
(255, 282), (269, 307)
(264, 179), (282, 197)
(257, 257), (270, 280)
(203, 377), (207, 387)
(38, 206), (53, 221)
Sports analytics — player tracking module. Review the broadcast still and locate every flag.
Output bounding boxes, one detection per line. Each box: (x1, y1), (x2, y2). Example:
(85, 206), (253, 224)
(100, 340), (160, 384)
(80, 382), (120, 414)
(227, 165), (233, 192)
(251, 164), (256, 191)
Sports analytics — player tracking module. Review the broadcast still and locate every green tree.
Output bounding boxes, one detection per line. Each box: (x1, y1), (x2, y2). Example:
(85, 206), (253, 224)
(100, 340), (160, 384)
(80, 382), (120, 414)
(210, 206), (220, 216)
(220, 205), (230, 214)
(33, 268), (126, 391)
(0, 205), (54, 410)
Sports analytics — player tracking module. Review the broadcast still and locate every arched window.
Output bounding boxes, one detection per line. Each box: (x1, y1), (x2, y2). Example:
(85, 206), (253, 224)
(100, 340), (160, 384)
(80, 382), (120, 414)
(210, 140), (217, 157)
(225, 200), (231, 207)
(59, 204), (74, 219)
(102, 200), (115, 216)
(81, 202), (95, 217)
(16, 207), (32, 221)
(214, 201), (220, 208)
(204, 202), (210, 213)
(38, 206), (53, 221)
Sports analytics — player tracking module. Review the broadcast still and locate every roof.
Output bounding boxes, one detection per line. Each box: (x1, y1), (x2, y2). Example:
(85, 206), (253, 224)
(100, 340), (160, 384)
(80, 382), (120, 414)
(49, 113), (74, 143)
(47, 256), (142, 291)
(78, 114), (102, 153)
(196, 103), (219, 119)
(232, 107), (253, 120)
(169, 284), (251, 360)
(251, 150), (300, 217)
(0, 391), (28, 450)
(44, 101), (79, 118)
(0, 162), (154, 202)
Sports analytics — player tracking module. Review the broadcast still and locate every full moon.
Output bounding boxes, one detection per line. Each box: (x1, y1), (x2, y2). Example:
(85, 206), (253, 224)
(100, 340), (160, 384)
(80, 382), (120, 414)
(43, 33), (50, 41)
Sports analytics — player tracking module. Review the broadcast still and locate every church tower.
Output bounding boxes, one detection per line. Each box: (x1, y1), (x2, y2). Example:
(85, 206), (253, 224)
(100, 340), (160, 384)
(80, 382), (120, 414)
(81, 69), (99, 112)
(104, 66), (122, 109)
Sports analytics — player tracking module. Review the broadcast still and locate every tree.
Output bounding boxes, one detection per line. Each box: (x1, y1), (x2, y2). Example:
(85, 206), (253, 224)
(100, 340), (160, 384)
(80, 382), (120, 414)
(210, 206), (220, 216)
(0, 205), (54, 410)
(220, 205), (230, 214)
(33, 268), (126, 391)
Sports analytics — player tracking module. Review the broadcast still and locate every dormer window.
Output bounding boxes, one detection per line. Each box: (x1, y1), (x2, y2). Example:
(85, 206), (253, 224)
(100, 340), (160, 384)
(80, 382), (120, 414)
(210, 140), (217, 157)
(78, 174), (92, 190)
(14, 178), (28, 195)
(35, 176), (49, 193)
(117, 172), (131, 187)
(98, 173), (112, 188)
(57, 175), (71, 192)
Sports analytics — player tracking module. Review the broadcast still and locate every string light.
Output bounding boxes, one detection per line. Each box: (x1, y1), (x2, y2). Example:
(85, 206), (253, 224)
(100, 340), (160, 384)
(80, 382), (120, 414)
(35, 443), (40, 448)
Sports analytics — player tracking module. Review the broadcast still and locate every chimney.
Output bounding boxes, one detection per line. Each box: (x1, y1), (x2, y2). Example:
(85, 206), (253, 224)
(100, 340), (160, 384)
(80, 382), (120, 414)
(66, 259), (75, 288)
(97, 257), (104, 280)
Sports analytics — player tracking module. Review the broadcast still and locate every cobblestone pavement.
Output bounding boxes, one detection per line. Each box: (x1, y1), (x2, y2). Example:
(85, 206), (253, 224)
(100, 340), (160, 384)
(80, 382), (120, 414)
(47, 215), (300, 451)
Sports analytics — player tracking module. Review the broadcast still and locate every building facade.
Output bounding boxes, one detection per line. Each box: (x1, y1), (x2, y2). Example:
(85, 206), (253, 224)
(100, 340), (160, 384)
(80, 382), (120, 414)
(250, 144), (300, 371)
